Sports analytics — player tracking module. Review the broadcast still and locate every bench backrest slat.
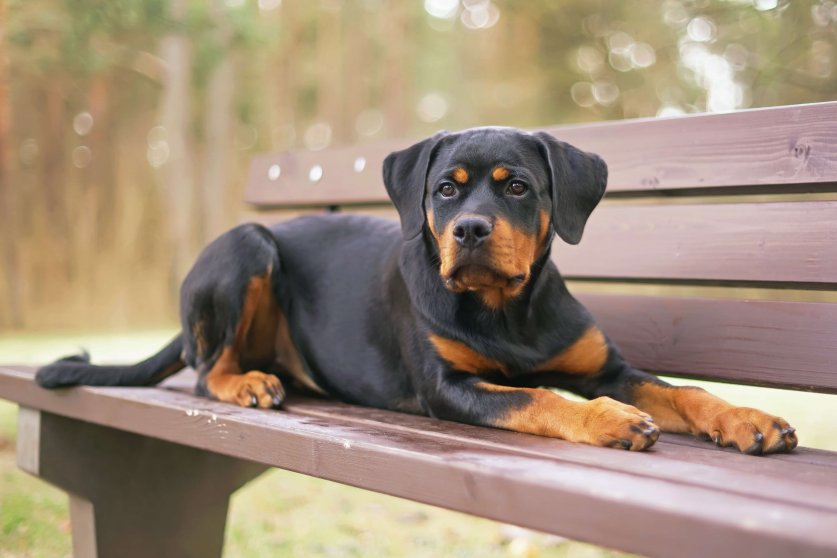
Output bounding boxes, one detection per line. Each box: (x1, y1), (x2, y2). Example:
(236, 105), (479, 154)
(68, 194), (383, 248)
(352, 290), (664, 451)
(243, 102), (837, 393)
(555, 201), (837, 284)
(245, 101), (837, 206)
(578, 294), (837, 393)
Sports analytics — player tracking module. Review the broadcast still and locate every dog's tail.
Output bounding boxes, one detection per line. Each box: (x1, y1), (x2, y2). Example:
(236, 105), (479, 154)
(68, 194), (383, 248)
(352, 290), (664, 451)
(35, 334), (186, 388)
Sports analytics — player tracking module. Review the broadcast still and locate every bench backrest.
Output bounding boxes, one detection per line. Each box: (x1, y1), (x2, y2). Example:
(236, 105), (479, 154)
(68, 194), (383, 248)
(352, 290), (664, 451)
(243, 102), (837, 394)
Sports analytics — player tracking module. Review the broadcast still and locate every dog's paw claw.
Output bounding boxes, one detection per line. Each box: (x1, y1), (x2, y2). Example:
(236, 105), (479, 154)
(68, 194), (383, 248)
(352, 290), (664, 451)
(709, 408), (797, 455)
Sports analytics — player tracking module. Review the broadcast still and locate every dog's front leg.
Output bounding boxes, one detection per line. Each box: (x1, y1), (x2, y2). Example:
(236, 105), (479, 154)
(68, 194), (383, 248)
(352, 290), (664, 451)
(590, 365), (798, 455)
(423, 371), (660, 450)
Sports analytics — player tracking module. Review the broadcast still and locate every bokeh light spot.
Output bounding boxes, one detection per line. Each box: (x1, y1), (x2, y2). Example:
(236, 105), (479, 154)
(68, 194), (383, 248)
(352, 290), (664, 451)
(417, 93), (449, 123)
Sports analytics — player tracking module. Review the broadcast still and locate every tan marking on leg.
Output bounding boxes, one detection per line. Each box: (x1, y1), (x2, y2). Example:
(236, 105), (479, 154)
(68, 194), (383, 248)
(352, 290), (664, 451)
(205, 361), (285, 408)
(428, 334), (506, 374)
(534, 327), (608, 375)
(491, 166), (510, 181)
(242, 269), (279, 363)
(193, 321), (208, 359)
(204, 267), (286, 408)
(275, 308), (325, 395)
(481, 383), (658, 450)
(452, 167), (469, 184)
(632, 382), (798, 454)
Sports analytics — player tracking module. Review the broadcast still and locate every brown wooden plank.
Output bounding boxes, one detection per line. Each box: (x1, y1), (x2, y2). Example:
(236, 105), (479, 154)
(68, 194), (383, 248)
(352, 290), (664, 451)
(1, 366), (836, 558)
(245, 140), (394, 207)
(244, 102), (837, 207)
(245, 201), (837, 284)
(23, 408), (265, 558)
(160, 373), (837, 470)
(659, 432), (837, 468)
(554, 201), (837, 283)
(282, 396), (837, 494)
(575, 293), (837, 393)
(546, 101), (837, 192)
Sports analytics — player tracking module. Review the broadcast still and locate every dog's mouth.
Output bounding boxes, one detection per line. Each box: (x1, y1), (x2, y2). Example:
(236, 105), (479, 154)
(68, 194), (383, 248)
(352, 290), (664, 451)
(443, 264), (527, 293)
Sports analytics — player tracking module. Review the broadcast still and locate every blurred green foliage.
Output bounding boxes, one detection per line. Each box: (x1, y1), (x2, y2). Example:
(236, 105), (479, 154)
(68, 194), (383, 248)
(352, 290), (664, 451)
(0, 0), (834, 331)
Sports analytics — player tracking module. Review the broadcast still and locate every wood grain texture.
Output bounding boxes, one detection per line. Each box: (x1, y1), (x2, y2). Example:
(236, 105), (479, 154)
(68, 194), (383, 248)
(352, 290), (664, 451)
(545, 101), (837, 192)
(245, 141), (394, 207)
(244, 101), (837, 207)
(575, 293), (837, 392)
(244, 201), (837, 284)
(553, 201), (837, 283)
(25, 408), (265, 558)
(1, 366), (837, 558)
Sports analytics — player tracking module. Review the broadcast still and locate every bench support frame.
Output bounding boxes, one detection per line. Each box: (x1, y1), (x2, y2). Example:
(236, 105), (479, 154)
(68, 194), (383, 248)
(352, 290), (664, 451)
(16, 407), (266, 558)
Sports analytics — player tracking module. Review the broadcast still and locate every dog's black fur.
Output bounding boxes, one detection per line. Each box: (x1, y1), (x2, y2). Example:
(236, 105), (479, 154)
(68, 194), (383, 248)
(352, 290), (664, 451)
(36, 127), (798, 453)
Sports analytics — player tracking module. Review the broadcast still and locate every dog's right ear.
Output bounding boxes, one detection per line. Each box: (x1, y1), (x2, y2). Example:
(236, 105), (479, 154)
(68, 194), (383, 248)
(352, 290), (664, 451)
(383, 131), (447, 240)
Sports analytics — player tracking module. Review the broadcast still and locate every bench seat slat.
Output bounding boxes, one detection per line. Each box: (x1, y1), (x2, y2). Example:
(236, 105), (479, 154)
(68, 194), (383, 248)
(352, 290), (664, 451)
(554, 201), (837, 284)
(287, 395), (837, 482)
(245, 101), (837, 207)
(1, 366), (836, 558)
(578, 293), (837, 392)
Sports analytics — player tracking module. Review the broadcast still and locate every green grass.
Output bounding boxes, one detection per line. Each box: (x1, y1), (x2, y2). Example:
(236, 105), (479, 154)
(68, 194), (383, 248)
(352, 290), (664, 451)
(0, 330), (834, 557)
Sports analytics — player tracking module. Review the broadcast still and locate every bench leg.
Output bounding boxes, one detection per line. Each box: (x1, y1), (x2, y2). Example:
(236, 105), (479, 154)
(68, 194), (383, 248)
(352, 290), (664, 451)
(16, 407), (267, 558)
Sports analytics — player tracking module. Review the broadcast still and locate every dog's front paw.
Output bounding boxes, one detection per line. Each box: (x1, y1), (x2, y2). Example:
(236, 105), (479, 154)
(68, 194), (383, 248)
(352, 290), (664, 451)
(708, 407), (797, 455)
(577, 397), (660, 451)
(230, 371), (285, 409)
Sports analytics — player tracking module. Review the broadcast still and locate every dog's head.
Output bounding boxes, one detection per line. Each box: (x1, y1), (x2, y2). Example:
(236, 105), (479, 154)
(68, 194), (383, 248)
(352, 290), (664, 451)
(383, 127), (607, 308)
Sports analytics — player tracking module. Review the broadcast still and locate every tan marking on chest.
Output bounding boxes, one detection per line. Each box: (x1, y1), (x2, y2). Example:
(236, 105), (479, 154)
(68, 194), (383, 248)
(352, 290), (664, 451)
(534, 327), (608, 375)
(429, 334), (506, 373)
(452, 167), (469, 184)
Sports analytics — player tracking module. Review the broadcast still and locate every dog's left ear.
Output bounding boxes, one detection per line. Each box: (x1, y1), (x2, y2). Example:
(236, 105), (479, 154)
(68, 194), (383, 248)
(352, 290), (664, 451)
(534, 132), (608, 245)
(383, 131), (448, 240)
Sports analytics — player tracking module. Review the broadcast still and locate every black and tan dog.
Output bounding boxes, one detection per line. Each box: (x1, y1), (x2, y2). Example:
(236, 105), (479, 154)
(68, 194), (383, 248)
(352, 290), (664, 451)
(37, 127), (798, 454)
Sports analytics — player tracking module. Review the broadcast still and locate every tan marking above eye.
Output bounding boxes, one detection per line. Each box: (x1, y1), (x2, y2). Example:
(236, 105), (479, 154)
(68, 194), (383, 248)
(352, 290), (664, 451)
(428, 333), (506, 373)
(534, 327), (608, 375)
(491, 166), (510, 181)
(452, 167), (469, 184)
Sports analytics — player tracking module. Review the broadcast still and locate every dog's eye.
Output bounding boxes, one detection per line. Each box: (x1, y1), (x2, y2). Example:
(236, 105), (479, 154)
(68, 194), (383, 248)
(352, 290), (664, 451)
(506, 181), (528, 196)
(439, 183), (457, 198)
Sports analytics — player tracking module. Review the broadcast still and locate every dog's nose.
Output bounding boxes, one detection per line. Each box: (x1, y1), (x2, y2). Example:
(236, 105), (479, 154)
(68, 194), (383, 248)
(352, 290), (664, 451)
(453, 216), (493, 248)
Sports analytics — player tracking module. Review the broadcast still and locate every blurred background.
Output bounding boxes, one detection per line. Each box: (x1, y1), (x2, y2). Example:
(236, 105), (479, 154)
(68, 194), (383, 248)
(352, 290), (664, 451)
(1, 0), (836, 331)
(0, 1), (836, 557)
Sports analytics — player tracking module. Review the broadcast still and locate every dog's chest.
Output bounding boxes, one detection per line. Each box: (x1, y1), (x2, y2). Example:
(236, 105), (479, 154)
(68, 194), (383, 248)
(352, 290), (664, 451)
(428, 326), (607, 376)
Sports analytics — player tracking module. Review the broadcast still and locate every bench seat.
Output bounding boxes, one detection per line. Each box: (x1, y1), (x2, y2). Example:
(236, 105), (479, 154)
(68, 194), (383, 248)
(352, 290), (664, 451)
(2, 365), (836, 558)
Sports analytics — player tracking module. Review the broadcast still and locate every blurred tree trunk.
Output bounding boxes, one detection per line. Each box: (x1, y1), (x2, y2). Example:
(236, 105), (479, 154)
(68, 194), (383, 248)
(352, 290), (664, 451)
(381, 2), (409, 137)
(272, 1), (301, 150)
(89, 76), (116, 250)
(201, 1), (235, 243)
(342, 6), (368, 143)
(159, 0), (196, 287)
(316, 5), (343, 142)
(42, 85), (71, 279)
(0, 0), (22, 328)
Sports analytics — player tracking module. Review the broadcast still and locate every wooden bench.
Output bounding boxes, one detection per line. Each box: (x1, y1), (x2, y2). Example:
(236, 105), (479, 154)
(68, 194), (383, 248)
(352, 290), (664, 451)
(2, 101), (837, 558)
